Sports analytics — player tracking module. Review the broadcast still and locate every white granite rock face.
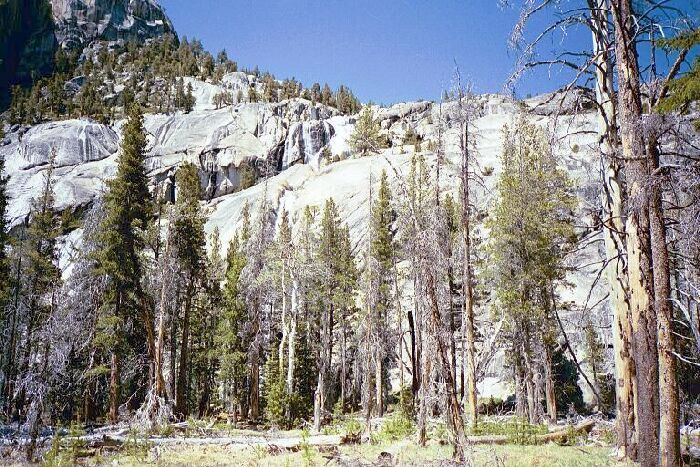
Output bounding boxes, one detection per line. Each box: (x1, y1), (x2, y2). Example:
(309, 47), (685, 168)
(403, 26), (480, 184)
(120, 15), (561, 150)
(50, 0), (174, 50)
(0, 94), (609, 402)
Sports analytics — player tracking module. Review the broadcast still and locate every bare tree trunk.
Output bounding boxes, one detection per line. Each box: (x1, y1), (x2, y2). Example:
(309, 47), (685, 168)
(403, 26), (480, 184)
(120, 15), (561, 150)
(169, 301), (177, 401)
(514, 359), (527, 419)
(175, 287), (192, 417)
(375, 355), (383, 416)
(409, 291), (419, 396)
(313, 370), (324, 431)
(417, 339), (429, 446)
(154, 236), (170, 400)
(611, 2), (659, 464)
(250, 353), (260, 420)
(544, 344), (557, 423)
(426, 271), (469, 462)
(279, 264), (288, 377)
(109, 351), (120, 423)
(649, 139), (680, 467)
(286, 281), (298, 394)
(589, 0), (637, 457)
(458, 83), (479, 429)
(524, 353), (537, 424)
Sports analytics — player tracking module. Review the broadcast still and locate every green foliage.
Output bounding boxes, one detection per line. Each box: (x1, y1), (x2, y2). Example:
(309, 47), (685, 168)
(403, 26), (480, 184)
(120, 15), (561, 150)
(431, 423), (449, 444)
(300, 428), (315, 467)
(469, 418), (547, 444)
(375, 412), (415, 442)
(238, 161), (257, 190)
(343, 418), (364, 439)
(334, 85), (361, 114)
(349, 106), (382, 157)
(487, 119), (576, 415)
(92, 105), (151, 399)
(216, 229), (249, 412)
(174, 162), (206, 274)
(121, 429), (151, 462)
(402, 127), (422, 148)
(396, 385), (414, 418)
(41, 424), (88, 467)
(552, 349), (585, 415)
(263, 342), (287, 428)
(657, 29), (700, 116)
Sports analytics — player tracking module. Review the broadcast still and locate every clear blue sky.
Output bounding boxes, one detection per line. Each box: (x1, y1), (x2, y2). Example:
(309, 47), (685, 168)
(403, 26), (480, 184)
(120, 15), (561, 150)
(159, 0), (698, 105)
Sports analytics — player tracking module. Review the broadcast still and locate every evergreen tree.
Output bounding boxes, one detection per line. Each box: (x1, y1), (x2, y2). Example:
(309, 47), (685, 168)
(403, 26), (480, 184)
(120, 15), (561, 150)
(93, 105), (153, 423)
(487, 119), (575, 423)
(216, 231), (249, 419)
(321, 83), (333, 106)
(367, 170), (395, 415)
(657, 30), (700, 121)
(18, 153), (61, 459)
(310, 82), (322, 103)
(248, 85), (259, 103)
(349, 106), (382, 158)
(173, 162), (206, 416)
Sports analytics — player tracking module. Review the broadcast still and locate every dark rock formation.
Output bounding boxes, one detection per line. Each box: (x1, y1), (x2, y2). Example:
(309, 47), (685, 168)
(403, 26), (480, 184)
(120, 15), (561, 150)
(0, 0), (173, 109)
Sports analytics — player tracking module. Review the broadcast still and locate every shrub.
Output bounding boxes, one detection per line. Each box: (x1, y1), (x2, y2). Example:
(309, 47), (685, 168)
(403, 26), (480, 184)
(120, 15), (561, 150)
(378, 412), (415, 442)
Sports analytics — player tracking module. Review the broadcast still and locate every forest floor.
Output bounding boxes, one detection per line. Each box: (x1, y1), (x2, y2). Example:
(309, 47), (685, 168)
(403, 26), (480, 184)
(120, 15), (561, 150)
(0, 415), (645, 466)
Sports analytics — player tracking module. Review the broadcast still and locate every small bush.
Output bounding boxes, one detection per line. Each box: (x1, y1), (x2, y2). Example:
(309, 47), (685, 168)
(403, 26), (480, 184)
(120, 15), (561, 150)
(378, 412), (415, 442)
(431, 423), (449, 445)
(344, 418), (363, 438)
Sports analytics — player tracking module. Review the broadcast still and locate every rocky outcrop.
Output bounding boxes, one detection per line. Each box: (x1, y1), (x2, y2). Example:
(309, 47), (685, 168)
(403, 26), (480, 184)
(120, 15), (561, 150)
(50, 0), (174, 50)
(0, 0), (173, 109)
(0, 0), (56, 106)
(1, 91), (613, 402)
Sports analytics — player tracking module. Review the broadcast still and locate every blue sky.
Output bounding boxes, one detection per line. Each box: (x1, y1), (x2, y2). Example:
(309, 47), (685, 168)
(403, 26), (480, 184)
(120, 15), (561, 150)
(159, 0), (698, 104)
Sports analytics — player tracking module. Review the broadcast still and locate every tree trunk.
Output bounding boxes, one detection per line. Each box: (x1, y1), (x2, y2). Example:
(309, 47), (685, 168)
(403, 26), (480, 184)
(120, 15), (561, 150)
(313, 370), (324, 431)
(460, 90), (479, 429)
(250, 353), (260, 421)
(649, 138), (680, 467)
(408, 296), (418, 396)
(544, 344), (557, 423)
(611, 1), (660, 464)
(286, 281), (298, 394)
(375, 355), (383, 416)
(175, 287), (192, 417)
(169, 301), (178, 401)
(279, 265), (288, 377)
(155, 256), (169, 399)
(590, 0), (637, 457)
(109, 351), (120, 423)
(426, 271), (469, 462)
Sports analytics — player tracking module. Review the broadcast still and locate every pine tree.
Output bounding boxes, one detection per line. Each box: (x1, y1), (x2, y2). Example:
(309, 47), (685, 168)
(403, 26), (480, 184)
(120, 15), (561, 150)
(367, 170), (394, 416)
(321, 83), (333, 106)
(488, 119), (575, 424)
(349, 106), (382, 158)
(263, 337), (286, 427)
(20, 152), (61, 460)
(248, 85), (259, 103)
(215, 203), (252, 420)
(93, 105), (153, 423)
(216, 231), (249, 420)
(173, 162), (206, 416)
(657, 30), (700, 120)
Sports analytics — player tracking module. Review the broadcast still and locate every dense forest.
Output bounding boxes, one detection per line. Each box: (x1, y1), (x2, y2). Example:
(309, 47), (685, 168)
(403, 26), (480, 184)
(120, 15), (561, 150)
(0, 0), (699, 466)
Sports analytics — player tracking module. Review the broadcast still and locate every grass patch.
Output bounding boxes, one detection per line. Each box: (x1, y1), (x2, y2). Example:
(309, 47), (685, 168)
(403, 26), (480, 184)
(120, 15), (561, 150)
(469, 417), (548, 444)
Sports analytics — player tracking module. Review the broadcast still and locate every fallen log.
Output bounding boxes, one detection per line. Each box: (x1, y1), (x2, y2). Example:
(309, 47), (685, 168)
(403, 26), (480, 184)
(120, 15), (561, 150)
(466, 420), (596, 445)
